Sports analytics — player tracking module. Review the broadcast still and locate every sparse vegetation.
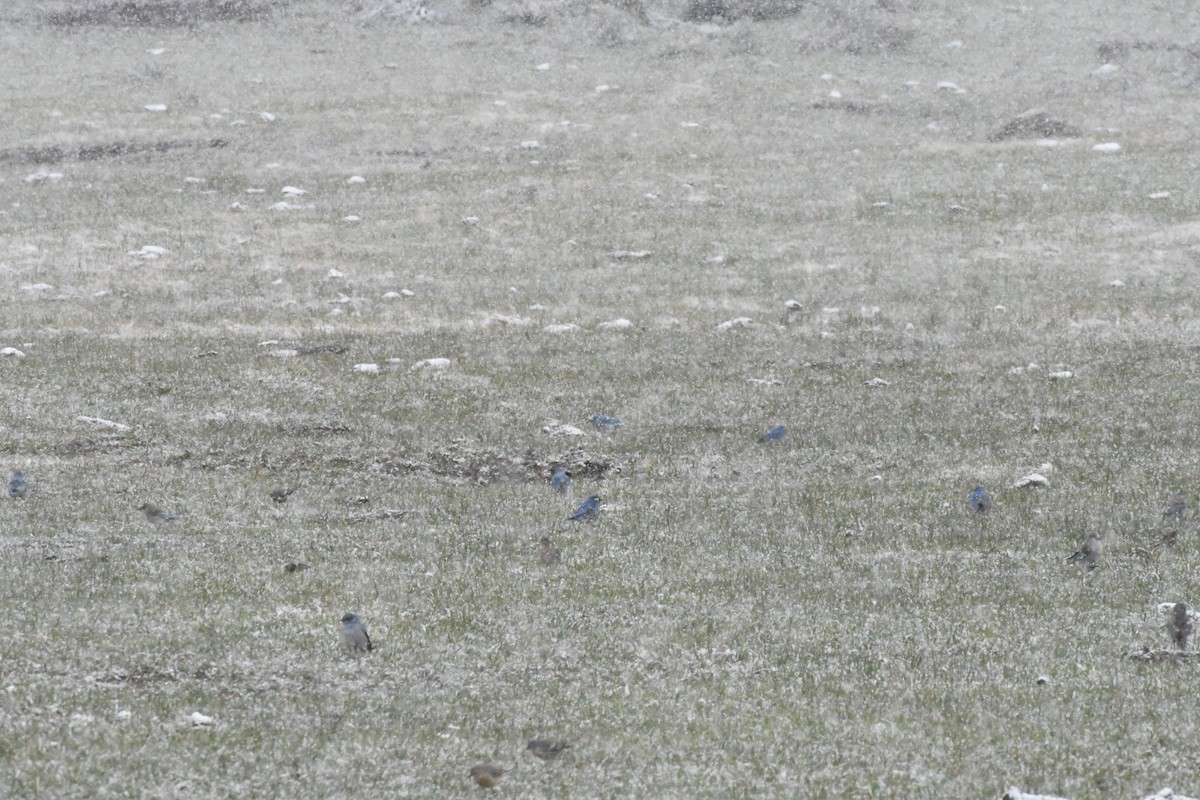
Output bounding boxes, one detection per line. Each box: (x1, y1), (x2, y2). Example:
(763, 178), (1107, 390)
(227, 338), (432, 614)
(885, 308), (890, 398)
(1, 1), (1198, 798)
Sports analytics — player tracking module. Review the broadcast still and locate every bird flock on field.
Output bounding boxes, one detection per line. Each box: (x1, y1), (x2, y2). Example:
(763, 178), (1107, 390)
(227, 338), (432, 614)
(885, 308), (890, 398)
(6, 418), (1195, 789)
(967, 483), (1193, 657)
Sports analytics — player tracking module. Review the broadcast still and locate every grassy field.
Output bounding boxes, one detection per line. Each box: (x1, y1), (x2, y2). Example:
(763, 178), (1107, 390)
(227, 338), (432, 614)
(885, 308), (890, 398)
(2, 1), (1199, 797)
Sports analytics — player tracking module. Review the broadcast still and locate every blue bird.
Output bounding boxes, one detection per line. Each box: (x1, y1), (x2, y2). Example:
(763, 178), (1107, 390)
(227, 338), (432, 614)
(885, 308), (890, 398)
(551, 466), (571, 493)
(969, 485), (991, 513)
(7, 471), (28, 499)
(568, 494), (601, 521)
(339, 612), (373, 652)
(591, 414), (621, 430)
(759, 425), (786, 443)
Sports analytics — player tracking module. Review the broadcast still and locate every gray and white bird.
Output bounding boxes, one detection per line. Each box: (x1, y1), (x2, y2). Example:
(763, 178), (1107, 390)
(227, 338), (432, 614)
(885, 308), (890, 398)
(138, 503), (177, 523)
(527, 739), (571, 760)
(270, 487), (294, 504)
(1162, 495), (1187, 520)
(1167, 602), (1193, 650)
(7, 471), (28, 499)
(339, 612), (373, 652)
(1066, 534), (1103, 570)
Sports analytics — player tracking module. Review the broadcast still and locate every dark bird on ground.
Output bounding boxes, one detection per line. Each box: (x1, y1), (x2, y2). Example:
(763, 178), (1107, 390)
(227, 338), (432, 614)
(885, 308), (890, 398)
(469, 764), (507, 790)
(1168, 602), (1193, 650)
(138, 503), (177, 523)
(1066, 534), (1103, 570)
(1163, 496), (1186, 520)
(270, 487), (294, 504)
(539, 537), (561, 566)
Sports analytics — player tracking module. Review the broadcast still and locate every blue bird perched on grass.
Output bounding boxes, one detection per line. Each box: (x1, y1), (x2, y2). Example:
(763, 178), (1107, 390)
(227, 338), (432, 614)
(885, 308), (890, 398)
(568, 494), (601, 521)
(7, 471), (28, 499)
(969, 485), (991, 513)
(551, 466), (571, 493)
(759, 425), (786, 443)
(591, 414), (621, 430)
(339, 612), (373, 652)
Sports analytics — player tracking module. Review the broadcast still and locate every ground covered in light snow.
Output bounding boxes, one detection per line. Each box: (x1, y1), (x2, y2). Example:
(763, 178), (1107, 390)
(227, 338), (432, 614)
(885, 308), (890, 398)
(2, 0), (1199, 797)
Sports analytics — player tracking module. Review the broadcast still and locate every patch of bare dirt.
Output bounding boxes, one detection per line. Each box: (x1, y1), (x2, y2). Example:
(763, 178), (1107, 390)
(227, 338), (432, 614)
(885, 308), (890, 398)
(377, 445), (618, 484)
(44, 1), (279, 27)
(0, 138), (228, 165)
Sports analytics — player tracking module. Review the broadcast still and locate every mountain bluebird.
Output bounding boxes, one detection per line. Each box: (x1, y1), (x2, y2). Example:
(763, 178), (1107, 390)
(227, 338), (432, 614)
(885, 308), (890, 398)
(339, 612), (373, 652)
(969, 485), (991, 513)
(7, 471), (28, 499)
(759, 425), (786, 443)
(270, 487), (294, 504)
(540, 536), (562, 565)
(138, 503), (177, 523)
(1066, 534), (1103, 570)
(591, 414), (621, 430)
(568, 494), (601, 521)
(551, 466), (571, 493)
(526, 739), (571, 760)
(1162, 495), (1186, 520)
(1168, 602), (1193, 650)
(469, 764), (507, 789)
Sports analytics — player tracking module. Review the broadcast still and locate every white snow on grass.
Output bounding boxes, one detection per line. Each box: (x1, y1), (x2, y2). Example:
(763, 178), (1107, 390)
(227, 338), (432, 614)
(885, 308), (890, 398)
(716, 317), (754, 331)
(1013, 472), (1049, 488)
(542, 422), (585, 436)
(128, 245), (169, 260)
(409, 357), (451, 371)
(597, 318), (632, 330)
(76, 416), (130, 432)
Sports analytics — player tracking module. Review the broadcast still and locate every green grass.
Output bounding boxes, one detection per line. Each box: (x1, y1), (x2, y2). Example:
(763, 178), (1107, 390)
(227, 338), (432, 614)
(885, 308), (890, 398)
(2, 1), (1199, 798)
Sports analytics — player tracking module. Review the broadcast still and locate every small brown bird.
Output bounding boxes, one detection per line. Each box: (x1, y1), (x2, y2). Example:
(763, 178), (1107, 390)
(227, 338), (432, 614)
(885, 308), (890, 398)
(1168, 602), (1193, 650)
(526, 739), (571, 760)
(1066, 534), (1103, 570)
(137, 503), (176, 523)
(1163, 496), (1186, 520)
(283, 562), (310, 574)
(270, 487), (294, 504)
(469, 764), (507, 789)
(539, 537), (561, 566)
